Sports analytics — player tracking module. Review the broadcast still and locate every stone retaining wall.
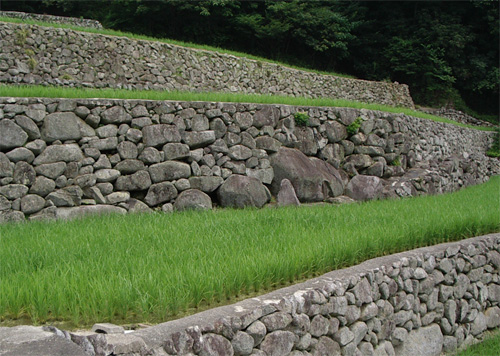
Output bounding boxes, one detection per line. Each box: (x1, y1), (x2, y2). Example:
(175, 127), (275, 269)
(2, 233), (499, 356)
(0, 11), (103, 28)
(0, 97), (498, 223)
(0, 21), (414, 108)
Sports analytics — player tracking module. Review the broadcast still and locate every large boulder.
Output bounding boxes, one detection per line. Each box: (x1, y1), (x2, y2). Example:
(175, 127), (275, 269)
(394, 324), (443, 356)
(217, 175), (270, 208)
(55, 205), (127, 220)
(0, 325), (87, 356)
(174, 189), (212, 211)
(41, 112), (94, 143)
(345, 175), (383, 201)
(0, 119), (28, 151)
(270, 147), (344, 202)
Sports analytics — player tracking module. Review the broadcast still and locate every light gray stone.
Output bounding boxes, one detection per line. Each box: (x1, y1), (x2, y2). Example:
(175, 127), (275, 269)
(55, 205), (127, 220)
(231, 331), (254, 356)
(149, 161), (191, 183)
(13, 161), (35, 186)
(310, 315), (330, 337)
(0, 119), (28, 150)
(0, 325), (87, 356)
(485, 306), (500, 329)
(138, 147), (162, 164)
(117, 141), (138, 159)
(163, 143), (190, 160)
(115, 170), (152, 191)
(217, 175), (270, 208)
(20, 194), (45, 214)
(0, 152), (13, 177)
(188, 176), (224, 193)
(261, 312), (293, 332)
(174, 189), (212, 211)
(101, 106), (132, 124)
(41, 112), (93, 142)
(277, 178), (300, 206)
(200, 333), (234, 356)
(229, 145), (253, 161)
(144, 181), (178, 207)
(95, 169), (120, 183)
(245, 321), (267, 347)
(182, 130), (216, 149)
(253, 106), (280, 128)
(33, 144), (83, 165)
(394, 324), (442, 356)
(270, 147), (344, 202)
(259, 331), (295, 356)
(142, 124), (181, 147)
(14, 115), (40, 140)
(114, 159), (145, 174)
(345, 175), (383, 201)
(6, 147), (34, 164)
(333, 326), (354, 346)
(29, 176), (56, 197)
(35, 162), (66, 180)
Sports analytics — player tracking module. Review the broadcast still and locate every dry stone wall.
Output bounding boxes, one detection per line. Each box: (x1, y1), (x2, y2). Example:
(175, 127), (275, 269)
(3, 233), (499, 356)
(0, 21), (414, 108)
(0, 11), (103, 28)
(0, 97), (498, 223)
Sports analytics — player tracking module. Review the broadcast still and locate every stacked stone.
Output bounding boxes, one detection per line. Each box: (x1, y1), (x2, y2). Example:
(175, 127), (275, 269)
(14, 234), (497, 356)
(0, 11), (103, 29)
(0, 21), (413, 108)
(1, 97), (498, 223)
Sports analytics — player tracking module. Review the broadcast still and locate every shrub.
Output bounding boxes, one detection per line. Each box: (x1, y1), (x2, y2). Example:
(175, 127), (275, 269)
(294, 112), (309, 126)
(486, 127), (500, 158)
(346, 117), (362, 135)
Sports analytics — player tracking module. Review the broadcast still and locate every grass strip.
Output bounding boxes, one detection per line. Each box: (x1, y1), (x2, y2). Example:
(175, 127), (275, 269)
(0, 84), (494, 131)
(1, 177), (499, 328)
(449, 329), (500, 356)
(0, 16), (353, 79)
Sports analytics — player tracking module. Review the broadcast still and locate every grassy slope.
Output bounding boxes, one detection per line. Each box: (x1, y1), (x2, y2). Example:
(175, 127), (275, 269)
(1, 177), (499, 328)
(450, 330), (500, 356)
(0, 85), (494, 132)
(0, 16), (353, 79)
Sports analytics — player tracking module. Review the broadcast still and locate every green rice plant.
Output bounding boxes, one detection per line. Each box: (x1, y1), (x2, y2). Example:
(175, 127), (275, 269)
(294, 112), (309, 126)
(0, 84), (494, 132)
(0, 177), (498, 328)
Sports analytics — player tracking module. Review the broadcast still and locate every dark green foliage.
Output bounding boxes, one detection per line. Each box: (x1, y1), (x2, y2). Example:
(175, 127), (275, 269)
(2, 0), (498, 116)
(346, 117), (362, 135)
(293, 112), (309, 126)
(487, 127), (500, 158)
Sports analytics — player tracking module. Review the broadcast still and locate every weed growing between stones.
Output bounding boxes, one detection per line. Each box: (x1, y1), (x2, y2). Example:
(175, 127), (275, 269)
(486, 127), (500, 158)
(293, 112), (309, 126)
(346, 116), (363, 135)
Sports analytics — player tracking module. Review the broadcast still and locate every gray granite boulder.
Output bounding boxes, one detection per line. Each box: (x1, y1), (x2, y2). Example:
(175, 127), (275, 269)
(345, 175), (383, 201)
(144, 181), (178, 207)
(33, 144), (83, 165)
(40, 112), (94, 143)
(0, 119), (28, 150)
(0, 325), (87, 356)
(277, 178), (300, 206)
(174, 189), (212, 211)
(270, 147), (343, 202)
(217, 175), (270, 208)
(394, 324), (443, 356)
